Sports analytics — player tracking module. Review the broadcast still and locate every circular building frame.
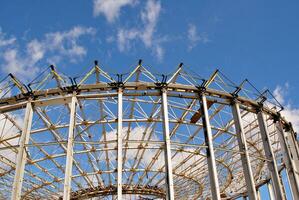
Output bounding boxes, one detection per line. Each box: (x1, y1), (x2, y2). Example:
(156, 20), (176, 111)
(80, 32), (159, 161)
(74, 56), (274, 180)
(0, 61), (298, 200)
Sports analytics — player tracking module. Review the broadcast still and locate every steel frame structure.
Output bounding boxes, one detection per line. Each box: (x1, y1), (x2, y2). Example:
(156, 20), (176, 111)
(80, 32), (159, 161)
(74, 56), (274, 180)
(0, 61), (298, 200)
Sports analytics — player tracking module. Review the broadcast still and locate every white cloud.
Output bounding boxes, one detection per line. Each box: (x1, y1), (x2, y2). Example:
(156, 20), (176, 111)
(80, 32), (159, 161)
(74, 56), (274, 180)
(0, 26), (96, 81)
(0, 28), (16, 47)
(117, 28), (139, 51)
(93, 0), (137, 23)
(140, 0), (161, 47)
(116, 0), (164, 60)
(187, 23), (209, 50)
(274, 84), (299, 132)
(1, 48), (40, 79)
(44, 26), (96, 62)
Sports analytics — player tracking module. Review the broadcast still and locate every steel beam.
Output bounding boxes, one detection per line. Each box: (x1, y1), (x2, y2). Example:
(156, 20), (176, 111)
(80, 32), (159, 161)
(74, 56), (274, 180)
(267, 182), (275, 200)
(117, 88), (123, 200)
(256, 189), (261, 200)
(200, 94), (221, 200)
(231, 102), (257, 200)
(257, 111), (285, 200)
(63, 95), (77, 200)
(276, 121), (299, 199)
(161, 88), (175, 200)
(11, 101), (33, 200)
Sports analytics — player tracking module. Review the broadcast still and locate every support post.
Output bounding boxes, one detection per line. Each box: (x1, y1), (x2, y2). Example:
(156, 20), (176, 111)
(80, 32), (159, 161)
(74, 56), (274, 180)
(63, 95), (77, 200)
(276, 121), (299, 199)
(200, 94), (221, 200)
(117, 88), (123, 200)
(257, 111), (285, 200)
(231, 102), (257, 200)
(11, 101), (33, 200)
(161, 88), (175, 200)
(267, 182), (275, 200)
(256, 189), (261, 200)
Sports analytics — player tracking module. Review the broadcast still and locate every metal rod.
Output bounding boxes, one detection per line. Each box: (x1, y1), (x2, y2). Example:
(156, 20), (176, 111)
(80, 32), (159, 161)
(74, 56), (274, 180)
(161, 88), (175, 200)
(231, 102), (257, 200)
(257, 111), (285, 200)
(276, 121), (299, 199)
(267, 182), (275, 200)
(200, 94), (221, 200)
(11, 101), (33, 200)
(256, 189), (261, 200)
(63, 95), (77, 200)
(117, 87), (123, 200)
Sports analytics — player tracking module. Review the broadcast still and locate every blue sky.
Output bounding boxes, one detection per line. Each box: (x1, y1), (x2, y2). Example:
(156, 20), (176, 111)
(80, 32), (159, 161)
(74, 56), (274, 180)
(2, 0), (299, 131)
(0, 1), (298, 198)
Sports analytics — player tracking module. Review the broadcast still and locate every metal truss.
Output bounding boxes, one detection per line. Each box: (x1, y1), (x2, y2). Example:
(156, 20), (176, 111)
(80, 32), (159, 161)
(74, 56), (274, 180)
(0, 61), (298, 200)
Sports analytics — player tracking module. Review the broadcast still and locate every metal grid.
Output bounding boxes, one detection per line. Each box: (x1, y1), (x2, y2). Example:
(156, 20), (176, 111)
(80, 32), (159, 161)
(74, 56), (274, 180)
(0, 61), (298, 200)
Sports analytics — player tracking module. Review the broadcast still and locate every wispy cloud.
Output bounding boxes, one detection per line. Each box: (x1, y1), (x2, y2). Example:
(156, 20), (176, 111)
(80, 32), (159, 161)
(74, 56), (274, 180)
(116, 0), (164, 60)
(0, 26), (96, 81)
(93, 0), (138, 23)
(0, 28), (16, 47)
(187, 23), (209, 50)
(140, 0), (161, 47)
(43, 26), (96, 63)
(274, 83), (299, 132)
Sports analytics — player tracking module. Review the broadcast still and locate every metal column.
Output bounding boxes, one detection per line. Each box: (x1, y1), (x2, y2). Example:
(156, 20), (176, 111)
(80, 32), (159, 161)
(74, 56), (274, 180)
(257, 111), (285, 200)
(267, 182), (275, 200)
(161, 88), (175, 200)
(200, 94), (221, 200)
(63, 95), (77, 200)
(276, 121), (299, 199)
(11, 101), (33, 200)
(256, 189), (261, 200)
(117, 88), (123, 200)
(231, 103), (257, 200)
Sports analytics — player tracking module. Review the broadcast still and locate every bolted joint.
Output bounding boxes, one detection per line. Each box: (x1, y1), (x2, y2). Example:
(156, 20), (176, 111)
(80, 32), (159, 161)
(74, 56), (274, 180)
(109, 74), (124, 89)
(230, 95), (239, 105)
(272, 112), (281, 123)
(196, 85), (206, 97)
(284, 122), (293, 132)
(155, 74), (168, 88)
(255, 102), (264, 114)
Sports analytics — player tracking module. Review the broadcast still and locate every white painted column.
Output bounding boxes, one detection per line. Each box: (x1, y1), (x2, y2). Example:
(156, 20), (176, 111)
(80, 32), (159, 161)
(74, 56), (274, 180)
(267, 182), (275, 200)
(63, 95), (77, 200)
(117, 88), (123, 200)
(161, 88), (175, 200)
(257, 111), (285, 200)
(256, 189), (261, 200)
(11, 101), (33, 200)
(231, 103), (257, 200)
(276, 121), (299, 199)
(200, 94), (221, 200)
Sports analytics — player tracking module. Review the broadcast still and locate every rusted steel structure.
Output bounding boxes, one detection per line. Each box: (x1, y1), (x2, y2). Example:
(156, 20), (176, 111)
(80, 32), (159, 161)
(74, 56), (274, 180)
(0, 60), (298, 200)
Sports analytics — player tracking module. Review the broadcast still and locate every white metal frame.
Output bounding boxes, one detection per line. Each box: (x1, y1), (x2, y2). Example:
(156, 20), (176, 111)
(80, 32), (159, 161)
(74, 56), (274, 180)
(200, 94), (221, 200)
(11, 101), (33, 200)
(257, 111), (285, 200)
(63, 95), (77, 200)
(161, 88), (175, 200)
(231, 102), (257, 200)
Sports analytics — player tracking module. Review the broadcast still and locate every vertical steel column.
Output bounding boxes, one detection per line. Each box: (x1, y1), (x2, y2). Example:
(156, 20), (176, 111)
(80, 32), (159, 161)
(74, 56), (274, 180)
(267, 182), (275, 200)
(11, 101), (33, 200)
(276, 121), (299, 199)
(256, 189), (261, 200)
(117, 87), (123, 200)
(161, 88), (175, 200)
(257, 111), (284, 200)
(231, 102), (257, 200)
(63, 95), (77, 200)
(200, 94), (221, 200)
